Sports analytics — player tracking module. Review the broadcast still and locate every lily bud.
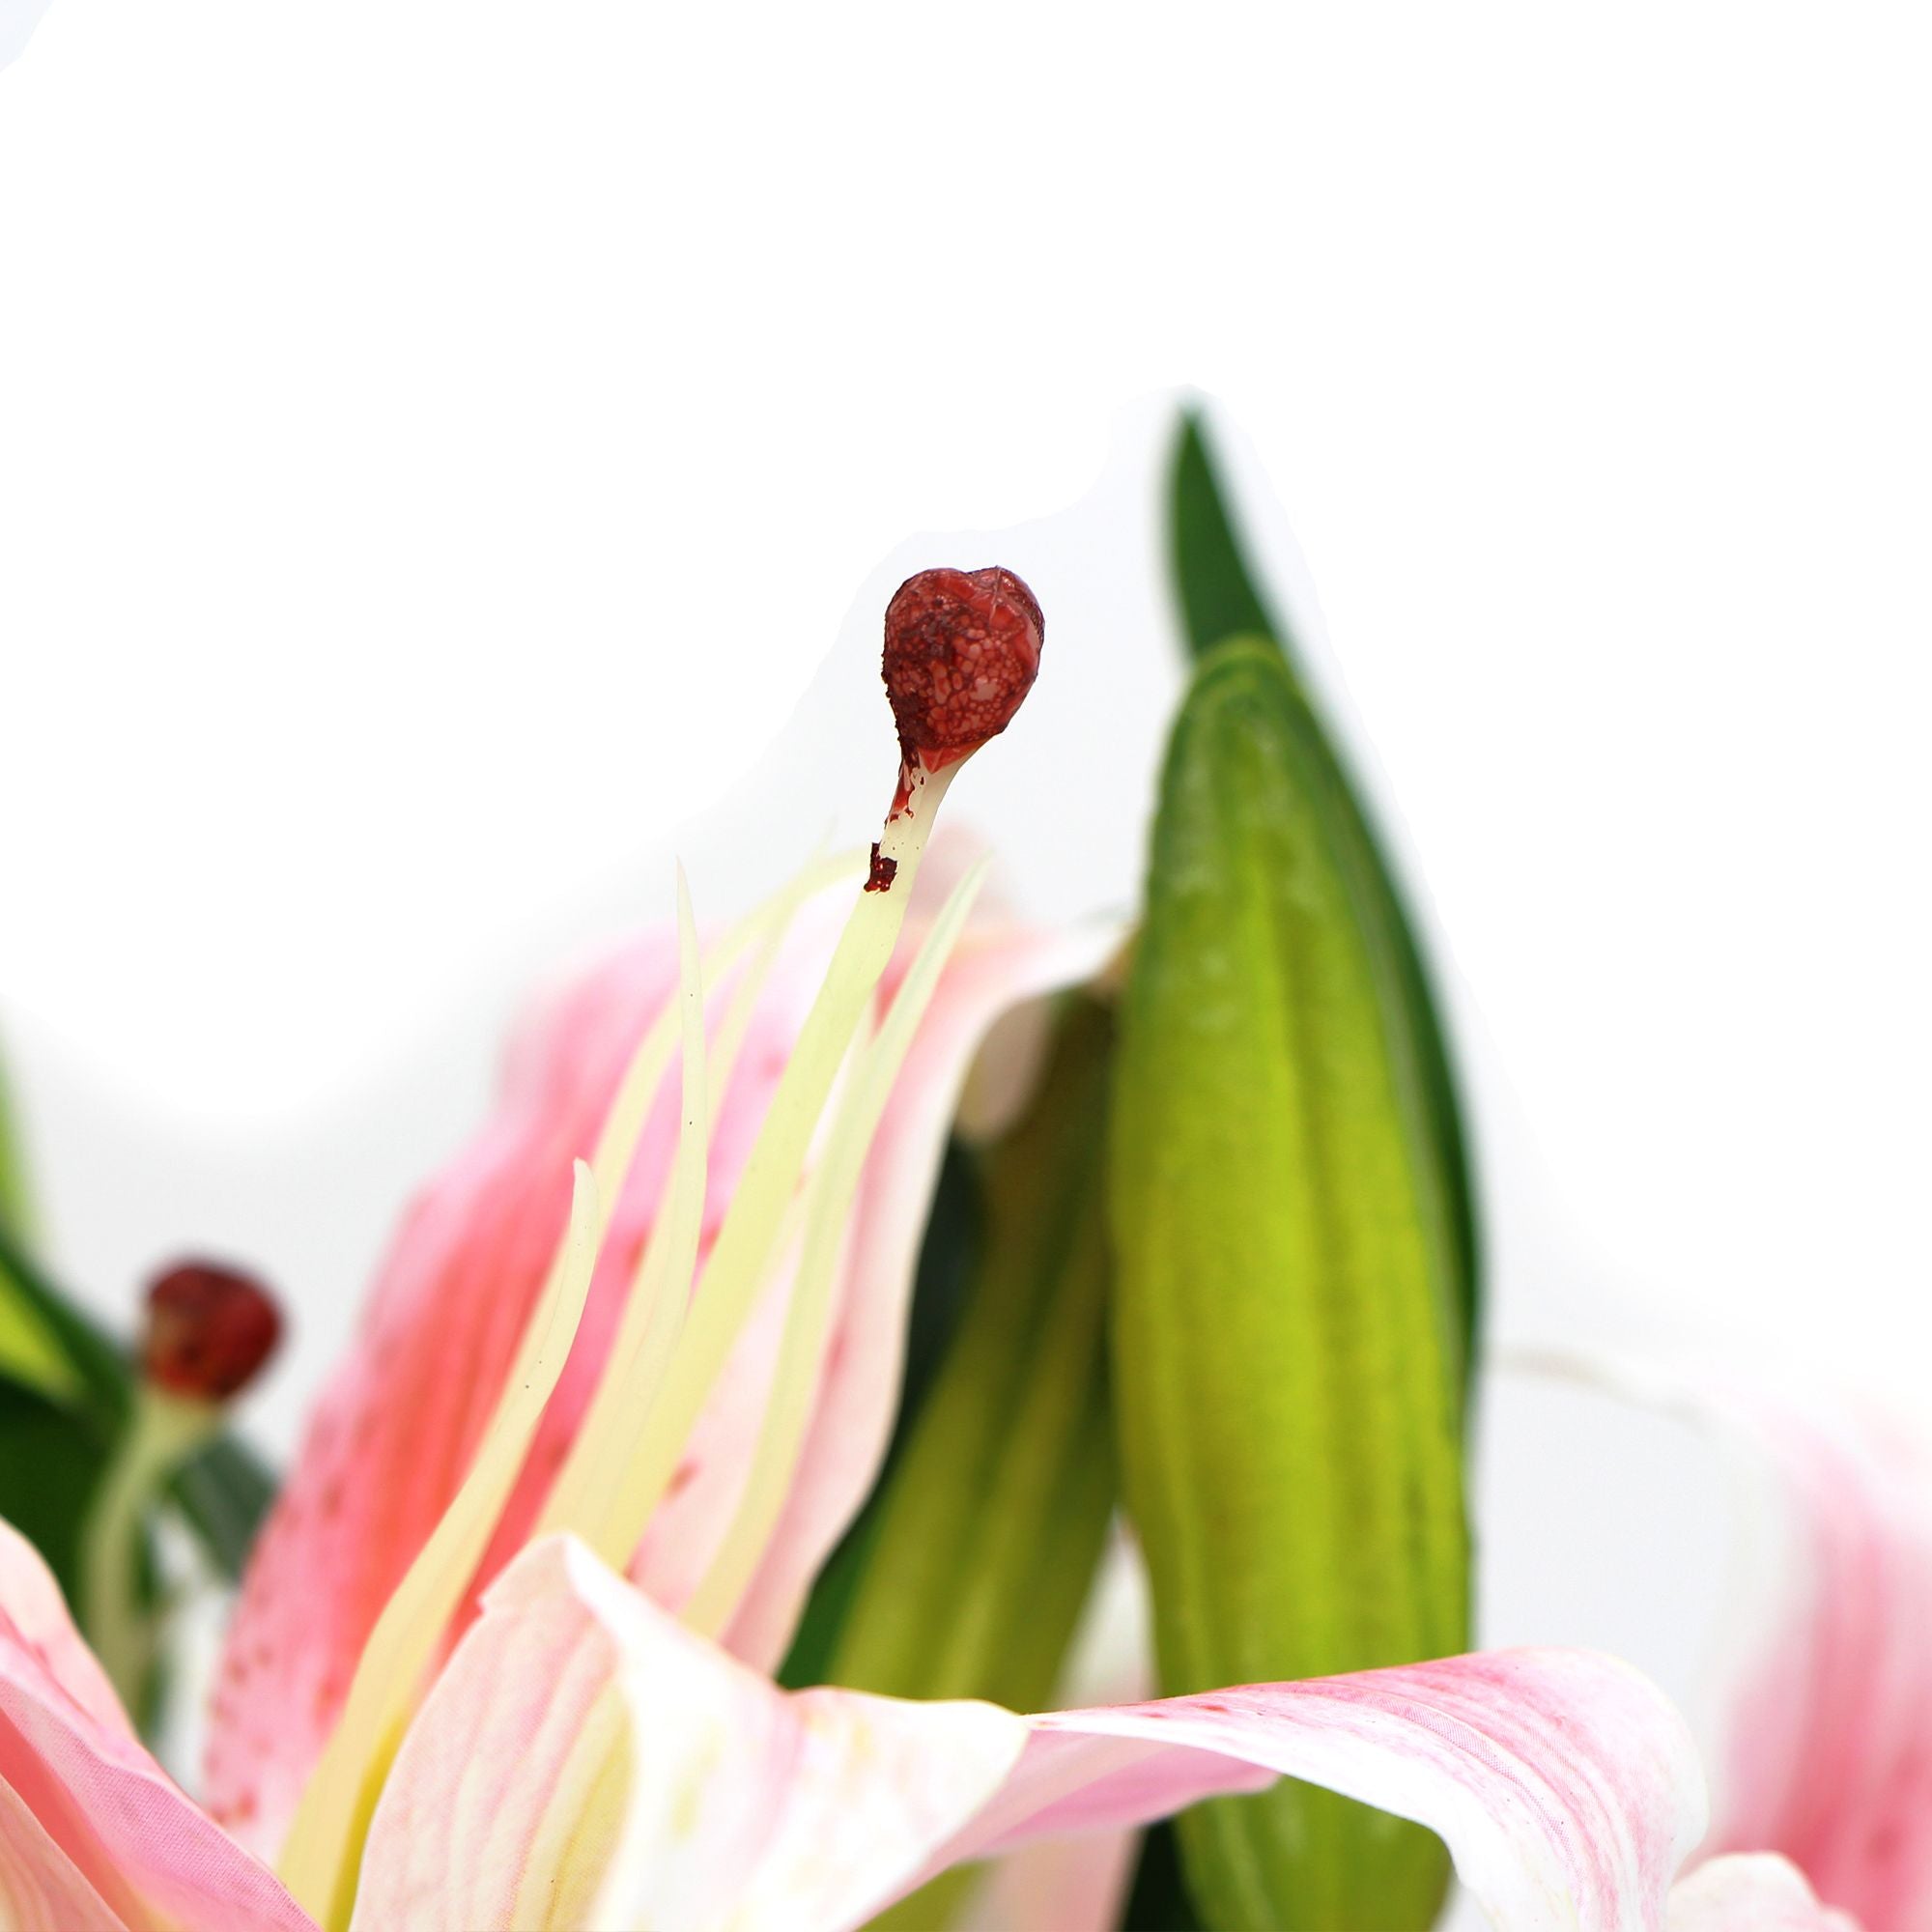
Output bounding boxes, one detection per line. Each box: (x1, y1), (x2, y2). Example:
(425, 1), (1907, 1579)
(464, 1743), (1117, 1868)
(142, 1261), (282, 1403)
(882, 566), (1043, 781)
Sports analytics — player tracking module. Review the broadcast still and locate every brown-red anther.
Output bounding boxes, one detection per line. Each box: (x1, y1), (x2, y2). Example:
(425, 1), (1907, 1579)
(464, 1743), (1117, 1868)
(142, 1260), (283, 1403)
(881, 566), (1043, 779)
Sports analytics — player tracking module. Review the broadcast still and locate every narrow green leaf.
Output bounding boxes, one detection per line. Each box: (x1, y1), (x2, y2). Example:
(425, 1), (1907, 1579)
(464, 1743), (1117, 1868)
(0, 1373), (112, 1602)
(0, 1049), (36, 1238)
(0, 1221), (132, 1424)
(1170, 411), (1283, 664)
(0, 1047), (83, 1402)
(1167, 408), (1482, 1359)
(1111, 640), (1469, 1931)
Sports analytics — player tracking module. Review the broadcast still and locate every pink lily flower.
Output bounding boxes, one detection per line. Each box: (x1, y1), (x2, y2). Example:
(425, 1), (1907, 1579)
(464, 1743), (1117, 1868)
(0, 567), (1861, 1927)
(201, 831), (1113, 1854)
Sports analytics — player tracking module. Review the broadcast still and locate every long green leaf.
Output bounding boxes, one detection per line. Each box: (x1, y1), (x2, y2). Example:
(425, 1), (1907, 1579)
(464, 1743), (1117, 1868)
(0, 1047), (83, 1402)
(1111, 639), (1469, 1930)
(1170, 411), (1282, 661)
(1168, 409), (1482, 1358)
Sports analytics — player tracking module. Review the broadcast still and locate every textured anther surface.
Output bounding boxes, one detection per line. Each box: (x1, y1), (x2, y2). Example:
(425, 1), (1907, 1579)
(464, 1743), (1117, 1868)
(881, 566), (1043, 777)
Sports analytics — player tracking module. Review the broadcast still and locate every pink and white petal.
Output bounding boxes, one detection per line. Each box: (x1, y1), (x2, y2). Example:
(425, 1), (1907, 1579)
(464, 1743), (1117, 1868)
(354, 1537), (1028, 1932)
(205, 926), (812, 1855)
(369, 1540), (1704, 1932)
(0, 1777), (126, 1932)
(1667, 1855), (1863, 1932)
(1699, 1402), (1932, 1931)
(1520, 1353), (1932, 1931)
(0, 1522), (313, 1931)
(721, 913), (1121, 1669)
(0, 1521), (133, 1745)
(903, 1649), (1708, 1932)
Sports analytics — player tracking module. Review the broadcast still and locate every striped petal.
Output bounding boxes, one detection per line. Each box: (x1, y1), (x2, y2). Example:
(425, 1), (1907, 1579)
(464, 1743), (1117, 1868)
(923, 1651), (1705, 1932)
(1523, 1353), (1932, 1931)
(359, 1536), (1705, 1932)
(0, 1520), (313, 1932)
(351, 1536), (1028, 1932)
(205, 920), (814, 1851)
(1700, 1398), (1932, 1930)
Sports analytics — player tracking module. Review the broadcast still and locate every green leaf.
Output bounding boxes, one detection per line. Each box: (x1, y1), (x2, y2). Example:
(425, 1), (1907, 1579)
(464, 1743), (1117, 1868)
(0, 1045), (35, 1239)
(0, 1221), (132, 1425)
(1111, 640), (1469, 1931)
(0, 1373), (112, 1603)
(0, 1048), (83, 1403)
(1167, 408), (1482, 1361)
(1170, 412), (1282, 664)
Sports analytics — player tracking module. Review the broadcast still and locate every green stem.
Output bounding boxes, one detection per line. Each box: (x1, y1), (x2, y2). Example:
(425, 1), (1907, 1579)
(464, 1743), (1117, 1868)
(82, 1385), (219, 1711)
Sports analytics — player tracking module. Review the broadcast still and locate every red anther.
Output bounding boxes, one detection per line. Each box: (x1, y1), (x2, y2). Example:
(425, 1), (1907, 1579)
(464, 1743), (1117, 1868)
(143, 1261), (283, 1402)
(882, 567), (1043, 780)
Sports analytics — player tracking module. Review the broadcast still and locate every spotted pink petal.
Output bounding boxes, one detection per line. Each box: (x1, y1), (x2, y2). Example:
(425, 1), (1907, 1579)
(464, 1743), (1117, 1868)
(207, 848), (1103, 1855)
(1666, 1855), (1863, 1931)
(0, 1520), (314, 1932)
(360, 1536), (1706, 1932)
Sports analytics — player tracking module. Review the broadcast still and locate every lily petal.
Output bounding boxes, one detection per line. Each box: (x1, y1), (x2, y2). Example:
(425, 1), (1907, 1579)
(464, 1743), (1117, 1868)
(1702, 1401), (1932, 1930)
(0, 1520), (313, 1932)
(363, 1536), (1704, 1932)
(921, 1650), (1706, 1932)
(352, 1536), (1028, 1932)
(1666, 1855), (1862, 1931)
(0, 1778), (124, 1932)
(205, 923), (804, 1852)
(1517, 1352), (1932, 1931)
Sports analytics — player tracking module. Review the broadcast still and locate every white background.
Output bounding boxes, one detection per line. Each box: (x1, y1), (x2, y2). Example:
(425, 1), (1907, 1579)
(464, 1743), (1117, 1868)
(3, 0), (1928, 1882)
